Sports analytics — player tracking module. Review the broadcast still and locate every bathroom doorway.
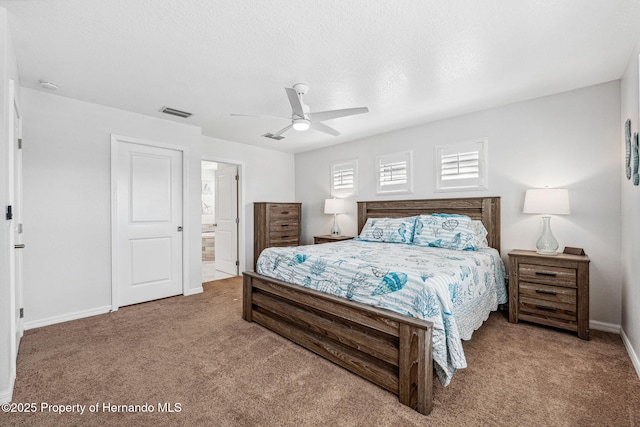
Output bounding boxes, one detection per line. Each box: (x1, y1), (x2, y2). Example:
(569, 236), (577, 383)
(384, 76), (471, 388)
(201, 160), (239, 282)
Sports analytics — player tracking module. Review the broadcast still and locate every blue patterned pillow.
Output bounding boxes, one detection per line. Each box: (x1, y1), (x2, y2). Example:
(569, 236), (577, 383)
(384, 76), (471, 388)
(357, 216), (417, 244)
(471, 220), (489, 248)
(412, 214), (478, 250)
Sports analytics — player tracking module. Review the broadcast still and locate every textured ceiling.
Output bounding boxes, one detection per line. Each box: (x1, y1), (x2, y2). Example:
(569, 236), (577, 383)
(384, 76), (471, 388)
(2, 0), (640, 153)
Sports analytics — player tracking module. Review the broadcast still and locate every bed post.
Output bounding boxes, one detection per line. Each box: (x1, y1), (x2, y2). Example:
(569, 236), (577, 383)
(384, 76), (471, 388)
(398, 323), (434, 415)
(242, 273), (253, 322)
(481, 197), (500, 254)
(357, 201), (368, 234)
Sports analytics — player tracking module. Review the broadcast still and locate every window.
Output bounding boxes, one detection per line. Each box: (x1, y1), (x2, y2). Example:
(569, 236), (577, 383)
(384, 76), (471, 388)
(376, 151), (413, 194)
(435, 139), (488, 191)
(330, 159), (358, 197)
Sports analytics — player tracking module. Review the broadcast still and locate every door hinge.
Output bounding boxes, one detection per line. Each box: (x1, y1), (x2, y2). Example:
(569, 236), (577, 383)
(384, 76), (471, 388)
(19, 308), (23, 319)
(17, 223), (23, 234)
(18, 138), (22, 149)
(6, 205), (12, 220)
(235, 174), (239, 181)
(235, 260), (239, 266)
(235, 218), (239, 224)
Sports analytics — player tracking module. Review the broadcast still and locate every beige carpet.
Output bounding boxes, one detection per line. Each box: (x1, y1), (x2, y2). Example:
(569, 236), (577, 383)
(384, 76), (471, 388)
(4, 276), (639, 426)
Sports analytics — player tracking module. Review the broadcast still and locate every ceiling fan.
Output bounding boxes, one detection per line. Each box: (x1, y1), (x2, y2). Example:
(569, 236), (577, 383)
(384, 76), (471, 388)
(231, 83), (369, 140)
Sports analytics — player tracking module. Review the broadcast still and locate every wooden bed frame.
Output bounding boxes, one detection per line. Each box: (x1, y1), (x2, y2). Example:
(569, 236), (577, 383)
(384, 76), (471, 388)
(243, 197), (501, 415)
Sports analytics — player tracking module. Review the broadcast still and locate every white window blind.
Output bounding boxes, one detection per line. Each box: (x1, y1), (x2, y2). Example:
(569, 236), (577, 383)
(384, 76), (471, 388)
(376, 151), (413, 194)
(331, 160), (358, 196)
(436, 140), (487, 191)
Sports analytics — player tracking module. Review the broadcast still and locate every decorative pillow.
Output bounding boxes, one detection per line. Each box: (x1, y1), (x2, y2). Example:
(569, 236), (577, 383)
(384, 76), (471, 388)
(471, 220), (489, 248)
(357, 216), (417, 244)
(412, 214), (478, 250)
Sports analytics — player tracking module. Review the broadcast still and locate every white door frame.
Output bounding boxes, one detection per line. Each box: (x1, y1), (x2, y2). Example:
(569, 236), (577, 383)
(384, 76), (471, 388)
(201, 156), (245, 274)
(111, 134), (189, 311)
(8, 79), (22, 380)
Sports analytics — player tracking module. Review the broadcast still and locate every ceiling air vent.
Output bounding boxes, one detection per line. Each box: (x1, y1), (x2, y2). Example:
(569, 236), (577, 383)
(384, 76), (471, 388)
(160, 106), (192, 118)
(262, 133), (285, 140)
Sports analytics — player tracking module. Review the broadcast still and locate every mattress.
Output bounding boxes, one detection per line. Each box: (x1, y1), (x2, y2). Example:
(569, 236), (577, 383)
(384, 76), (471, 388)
(256, 239), (507, 386)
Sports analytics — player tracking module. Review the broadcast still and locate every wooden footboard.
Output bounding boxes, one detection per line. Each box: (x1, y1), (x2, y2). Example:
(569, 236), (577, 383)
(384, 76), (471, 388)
(243, 271), (434, 415)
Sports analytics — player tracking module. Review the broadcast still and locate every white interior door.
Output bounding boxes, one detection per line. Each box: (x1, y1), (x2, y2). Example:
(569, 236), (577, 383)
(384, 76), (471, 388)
(214, 164), (238, 275)
(115, 140), (183, 307)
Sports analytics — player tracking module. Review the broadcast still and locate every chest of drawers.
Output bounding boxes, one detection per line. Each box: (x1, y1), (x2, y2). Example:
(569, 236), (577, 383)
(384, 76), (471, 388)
(254, 202), (301, 269)
(508, 250), (590, 340)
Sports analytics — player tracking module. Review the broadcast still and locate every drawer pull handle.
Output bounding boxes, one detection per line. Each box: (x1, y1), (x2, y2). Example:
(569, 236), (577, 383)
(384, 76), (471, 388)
(280, 224), (290, 227)
(535, 271), (557, 277)
(535, 289), (557, 295)
(535, 305), (557, 312)
(281, 211), (289, 215)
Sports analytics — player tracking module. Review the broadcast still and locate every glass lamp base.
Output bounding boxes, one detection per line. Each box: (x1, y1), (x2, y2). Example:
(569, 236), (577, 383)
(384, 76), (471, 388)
(330, 214), (341, 236)
(535, 216), (559, 256)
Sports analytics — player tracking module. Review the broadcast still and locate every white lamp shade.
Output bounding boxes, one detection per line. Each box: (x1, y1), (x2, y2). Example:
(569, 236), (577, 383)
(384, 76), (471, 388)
(523, 188), (570, 215)
(324, 198), (345, 214)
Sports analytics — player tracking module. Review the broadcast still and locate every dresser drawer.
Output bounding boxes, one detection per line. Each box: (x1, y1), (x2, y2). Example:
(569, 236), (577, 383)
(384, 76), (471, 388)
(269, 220), (299, 232)
(518, 263), (576, 288)
(269, 238), (299, 247)
(269, 204), (300, 221)
(269, 230), (299, 244)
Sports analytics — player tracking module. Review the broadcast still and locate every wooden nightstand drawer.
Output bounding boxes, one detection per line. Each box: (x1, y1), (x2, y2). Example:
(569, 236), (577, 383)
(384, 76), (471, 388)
(519, 281), (576, 304)
(518, 263), (576, 288)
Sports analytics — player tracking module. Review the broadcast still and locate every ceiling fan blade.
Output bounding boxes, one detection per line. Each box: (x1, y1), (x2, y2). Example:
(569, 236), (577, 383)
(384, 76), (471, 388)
(230, 113), (289, 120)
(285, 87), (306, 118)
(310, 121), (341, 137)
(308, 107), (369, 122)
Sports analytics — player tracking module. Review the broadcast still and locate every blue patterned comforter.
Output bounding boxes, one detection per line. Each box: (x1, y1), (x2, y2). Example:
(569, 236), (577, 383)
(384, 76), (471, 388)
(256, 240), (507, 386)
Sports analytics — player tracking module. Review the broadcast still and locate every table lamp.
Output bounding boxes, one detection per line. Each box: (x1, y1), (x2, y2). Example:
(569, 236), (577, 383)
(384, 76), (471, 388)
(523, 188), (570, 255)
(324, 198), (345, 236)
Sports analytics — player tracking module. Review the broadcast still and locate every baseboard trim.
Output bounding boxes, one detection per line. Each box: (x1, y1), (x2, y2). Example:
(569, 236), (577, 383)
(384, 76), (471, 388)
(589, 319), (620, 334)
(24, 305), (112, 330)
(184, 286), (203, 296)
(0, 375), (15, 404)
(621, 327), (640, 380)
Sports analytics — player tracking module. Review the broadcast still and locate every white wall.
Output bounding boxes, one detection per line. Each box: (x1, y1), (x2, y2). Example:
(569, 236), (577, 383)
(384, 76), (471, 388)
(0, 6), (20, 403)
(295, 81), (621, 328)
(620, 39), (640, 374)
(201, 135), (296, 271)
(21, 88), (203, 327)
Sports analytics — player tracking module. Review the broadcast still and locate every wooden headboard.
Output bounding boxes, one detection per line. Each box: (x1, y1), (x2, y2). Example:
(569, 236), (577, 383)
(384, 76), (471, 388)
(357, 197), (501, 253)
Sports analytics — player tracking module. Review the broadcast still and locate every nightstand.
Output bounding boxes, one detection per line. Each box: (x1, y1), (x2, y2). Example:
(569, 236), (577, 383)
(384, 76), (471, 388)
(313, 235), (354, 244)
(508, 249), (590, 340)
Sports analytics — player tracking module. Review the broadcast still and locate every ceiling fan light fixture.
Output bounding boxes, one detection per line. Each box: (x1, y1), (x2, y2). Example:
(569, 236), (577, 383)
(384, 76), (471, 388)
(292, 118), (310, 131)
